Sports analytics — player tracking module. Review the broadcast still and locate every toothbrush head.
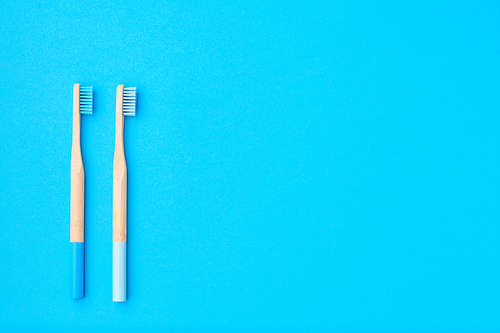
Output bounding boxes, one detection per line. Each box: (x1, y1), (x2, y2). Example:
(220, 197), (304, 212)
(79, 86), (93, 115)
(122, 87), (136, 116)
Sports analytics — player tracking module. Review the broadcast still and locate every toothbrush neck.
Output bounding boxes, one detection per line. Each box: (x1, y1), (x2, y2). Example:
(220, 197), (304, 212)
(115, 112), (125, 152)
(115, 85), (126, 156)
(72, 108), (81, 149)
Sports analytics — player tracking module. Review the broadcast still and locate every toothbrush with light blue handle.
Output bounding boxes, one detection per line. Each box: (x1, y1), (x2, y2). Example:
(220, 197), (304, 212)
(113, 85), (136, 302)
(70, 84), (93, 299)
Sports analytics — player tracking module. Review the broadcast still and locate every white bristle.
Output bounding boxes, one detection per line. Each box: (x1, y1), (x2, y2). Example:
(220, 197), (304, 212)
(122, 87), (136, 116)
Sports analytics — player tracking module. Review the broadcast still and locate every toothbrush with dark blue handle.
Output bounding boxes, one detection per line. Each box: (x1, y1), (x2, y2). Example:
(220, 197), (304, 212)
(70, 84), (93, 299)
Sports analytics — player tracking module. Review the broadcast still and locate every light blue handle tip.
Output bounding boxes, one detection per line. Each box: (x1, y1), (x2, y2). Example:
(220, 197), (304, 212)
(113, 241), (127, 302)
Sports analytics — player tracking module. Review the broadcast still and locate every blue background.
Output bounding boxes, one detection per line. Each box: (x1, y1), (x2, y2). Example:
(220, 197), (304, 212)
(0, 0), (499, 331)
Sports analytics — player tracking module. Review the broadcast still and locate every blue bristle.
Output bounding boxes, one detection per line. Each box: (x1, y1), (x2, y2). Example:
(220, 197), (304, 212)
(79, 86), (93, 115)
(122, 87), (136, 116)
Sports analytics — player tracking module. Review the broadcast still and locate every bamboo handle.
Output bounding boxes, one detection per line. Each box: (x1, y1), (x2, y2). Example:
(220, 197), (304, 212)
(113, 85), (127, 242)
(70, 83), (84, 243)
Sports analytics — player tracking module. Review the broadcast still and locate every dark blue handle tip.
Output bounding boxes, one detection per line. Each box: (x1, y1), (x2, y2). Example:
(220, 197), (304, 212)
(71, 242), (84, 299)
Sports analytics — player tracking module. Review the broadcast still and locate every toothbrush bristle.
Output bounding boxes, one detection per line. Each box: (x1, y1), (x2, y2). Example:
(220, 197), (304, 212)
(123, 87), (136, 116)
(79, 86), (93, 115)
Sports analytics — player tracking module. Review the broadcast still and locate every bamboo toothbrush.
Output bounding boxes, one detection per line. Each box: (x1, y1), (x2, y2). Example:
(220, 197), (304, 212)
(70, 84), (93, 299)
(113, 85), (136, 302)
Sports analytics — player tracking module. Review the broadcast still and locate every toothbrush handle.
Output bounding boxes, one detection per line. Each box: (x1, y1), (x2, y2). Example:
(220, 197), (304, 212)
(70, 156), (84, 299)
(113, 84), (127, 302)
(113, 153), (128, 302)
(70, 83), (85, 299)
(70, 162), (85, 299)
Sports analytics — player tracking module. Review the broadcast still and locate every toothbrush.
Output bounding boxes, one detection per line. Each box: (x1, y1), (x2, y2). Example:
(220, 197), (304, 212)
(113, 85), (136, 302)
(70, 84), (93, 299)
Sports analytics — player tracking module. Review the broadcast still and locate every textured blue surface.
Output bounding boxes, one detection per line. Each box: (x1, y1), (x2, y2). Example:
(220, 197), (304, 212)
(0, 0), (499, 332)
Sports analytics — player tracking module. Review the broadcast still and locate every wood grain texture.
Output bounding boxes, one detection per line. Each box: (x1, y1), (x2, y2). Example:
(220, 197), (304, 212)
(113, 85), (127, 242)
(70, 83), (84, 242)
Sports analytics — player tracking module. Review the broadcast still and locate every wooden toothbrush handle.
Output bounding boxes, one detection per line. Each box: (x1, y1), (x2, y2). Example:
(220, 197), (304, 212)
(70, 83), (84, 243)
(113, 85), (127, 242)
(113, 160), (127, 242)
